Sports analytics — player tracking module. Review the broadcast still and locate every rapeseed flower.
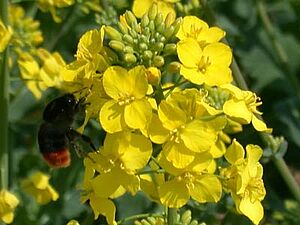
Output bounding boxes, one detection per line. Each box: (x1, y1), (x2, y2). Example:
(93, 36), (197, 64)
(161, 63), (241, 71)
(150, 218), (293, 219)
(221, 84), (272, 132)
(221, 139), (266, 225)
(0, 190), (19, 224)
(0, 20), (12, 53)
(148, 89), (226, 168)
(9, 5), (43, 52)
(81, 158), (117, 225)
(63, 27), (109, 82)
(99, 66), (152, 133)
(38, 0), (74, 23)
(20, 171), (59, 204)
(18, 49), (66, 98)
(157, 152), (222, 208)
(177, 38), (232, 86)
(176, 16), (225, 47)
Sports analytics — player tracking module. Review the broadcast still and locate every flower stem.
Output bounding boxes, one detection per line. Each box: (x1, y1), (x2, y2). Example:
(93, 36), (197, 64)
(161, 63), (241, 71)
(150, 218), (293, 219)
(255, 0), (300, 101)
(200, 0), (300, 204)
(167, 208), (177, 225)
(116, 213), (163, 224)
(0, 0), (10, 190)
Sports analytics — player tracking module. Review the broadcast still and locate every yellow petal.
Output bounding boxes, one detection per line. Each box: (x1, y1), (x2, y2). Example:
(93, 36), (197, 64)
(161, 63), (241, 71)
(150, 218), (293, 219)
(225, 139), (245, 165)
(124, 99), (152, 130)
(132, 0), (153, 18)
(181, 120), (217, 152)
(238, 196), (264, 225)
(176, 16), (208, 40)
(99, 100), (126, 133)
(223, 99), (252, 123)
(159, 179), (189, 208)
(158, 100), (186, 130)
(163, 141), (195, 169)
(148, 114), (169, 144)
(103, 66), (128, 99)
(180, 66), (205, 85)
(177, 38), (203, 68)
(190, 175), (222, 203)
(203, 42), (232, 67)
(205, 65), (232, 86)
(252, 115), (272, 133)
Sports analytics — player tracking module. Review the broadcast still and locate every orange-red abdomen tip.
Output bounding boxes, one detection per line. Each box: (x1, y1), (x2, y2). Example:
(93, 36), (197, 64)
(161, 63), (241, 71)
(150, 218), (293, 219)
(42, 148), (71, 168)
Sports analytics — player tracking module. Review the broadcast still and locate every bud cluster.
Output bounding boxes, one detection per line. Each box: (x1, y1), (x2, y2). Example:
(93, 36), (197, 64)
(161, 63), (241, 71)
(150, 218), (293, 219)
(104, 4), (181, 68)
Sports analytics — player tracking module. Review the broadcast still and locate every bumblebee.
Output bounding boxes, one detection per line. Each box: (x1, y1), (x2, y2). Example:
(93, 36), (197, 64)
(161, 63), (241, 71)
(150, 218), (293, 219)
(38, 94), (95, 168)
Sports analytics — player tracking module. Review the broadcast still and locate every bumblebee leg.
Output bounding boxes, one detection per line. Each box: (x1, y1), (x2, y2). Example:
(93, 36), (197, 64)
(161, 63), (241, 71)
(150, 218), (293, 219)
(67, 128), (97, 151)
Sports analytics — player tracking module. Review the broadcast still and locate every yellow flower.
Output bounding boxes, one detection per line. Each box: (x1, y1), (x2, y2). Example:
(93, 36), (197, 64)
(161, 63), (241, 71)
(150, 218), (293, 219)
(132, 0), (177, 19)
(221, 84), (272, 132)
(176, 16), (225, 47)
(21, 171), (59, 205)
(9, 5), (43, 51)
(81, 159), (117, 225)
(62, 27), (109, 83)
(0, 189), (19, 224)
(18, 52), (46, 99)
(37, 48), (65, 88)
(148, 89), (226, 168)
(177, 38), (232, 86)
(90, 131), (152, 197)
(0, 20), (12, 53)
(157, 152), (222, 208)
(38, 0), (75, 23)
(99, 66), (153, 133)
(18, 49), (66, 98)
(220, 139), (266, 225)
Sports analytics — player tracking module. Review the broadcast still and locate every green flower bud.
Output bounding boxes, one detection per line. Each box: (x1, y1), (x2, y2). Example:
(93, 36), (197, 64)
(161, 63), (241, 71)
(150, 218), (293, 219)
(146, 217), (156, 225)
(123, 46), (134, 53)
(156, 22), (166, 34)
(123, 34), (134, 44)
(148, 4), (157, 21)
(143, 50), (153, 60)
(124, 53), (137, 64)
(141, 219), (151, 225)
(164, 26), (175, 40)
(181, 210), (192, 224)
(105, 26), (122, 41)
(154, 13), (164, 28)
(125, 10), (137, 27)
(140, 35), (149, 44)
(163, 43), (177, 55)
(141, 14), (150, 28)
(134, 221), (142, 225)
(129, 29), (138, 38)
(167, 61), (181, 73)
(153, 42), (164, 52)
(149, 20), (155, 32)
(172, 18), (182, 36)
(139, 42), (148, 51)
(153, 55), (164, 67)
(190, 220), (199, 225)
(165, 12), (176, 27)
(118, 22), (128, 34)
(109, 40), (125, 52)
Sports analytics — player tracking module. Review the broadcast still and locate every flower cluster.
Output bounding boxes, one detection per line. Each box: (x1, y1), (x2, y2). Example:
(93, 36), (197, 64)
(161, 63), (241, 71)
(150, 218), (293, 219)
(0, 2), (272, 225)
(20, 171), (59, 205)
(55, 5), (271, 224)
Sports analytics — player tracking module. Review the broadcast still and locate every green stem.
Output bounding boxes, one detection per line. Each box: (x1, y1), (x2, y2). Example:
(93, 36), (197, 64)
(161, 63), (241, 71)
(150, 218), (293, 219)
(273, 156), (300, 203)
(167, 208), (177, 225)
(117, 213), (163, 224)
(200, 0), (300, 204)
(0, 0), (10, 190)
(255, 0), (300, 100)
(136, 169), (165, 175)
